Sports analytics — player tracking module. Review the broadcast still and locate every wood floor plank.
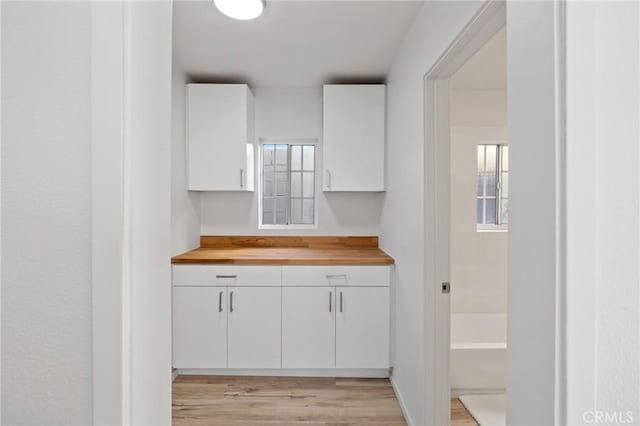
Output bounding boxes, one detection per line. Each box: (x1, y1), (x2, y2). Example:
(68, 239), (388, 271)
(172, 376), (477, 426)
(172, 376), (407, 426)
(451, 398), (478, 426)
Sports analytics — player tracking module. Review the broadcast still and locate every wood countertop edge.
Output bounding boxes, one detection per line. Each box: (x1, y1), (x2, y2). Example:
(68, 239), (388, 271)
(171, 236), (395, 265)
(171, 258), (395, 266)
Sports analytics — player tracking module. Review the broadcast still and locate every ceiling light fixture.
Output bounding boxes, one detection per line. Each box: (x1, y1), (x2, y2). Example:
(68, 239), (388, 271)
(214, 0), (266, 21)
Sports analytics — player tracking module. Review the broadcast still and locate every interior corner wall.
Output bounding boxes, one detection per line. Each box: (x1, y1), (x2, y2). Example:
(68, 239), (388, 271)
(1, 2), (93, 423)
(126, 2), (173, 424)
(171, 62), (201, 255)
(380, 2), (486, 424)
(506, 2), (562, 424)
(450, 90), (507, 314)
(198, 86), (383, 236)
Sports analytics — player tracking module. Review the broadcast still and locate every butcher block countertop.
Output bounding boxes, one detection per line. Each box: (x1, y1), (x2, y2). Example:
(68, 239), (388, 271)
(171, 236), (395, 266)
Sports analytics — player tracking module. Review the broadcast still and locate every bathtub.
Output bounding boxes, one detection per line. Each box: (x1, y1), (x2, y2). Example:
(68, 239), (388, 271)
(450, 313), (507, 395)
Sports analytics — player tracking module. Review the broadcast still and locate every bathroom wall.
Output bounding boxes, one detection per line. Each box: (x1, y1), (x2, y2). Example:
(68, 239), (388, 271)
(449, 89), (508, 314)
(199, 86), (384, 236)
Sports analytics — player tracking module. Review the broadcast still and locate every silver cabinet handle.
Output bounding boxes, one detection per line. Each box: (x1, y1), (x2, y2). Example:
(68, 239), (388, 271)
(230, 291), (234, 313)
(216, 275), (237, 279)
(339, 291), (343, 313)
(240, 169), (244, 188)
(218, 291), (223, 313)
(325, 170), (331, 189)
(329, 291), (333, 312)
(326, 274), (347, 279)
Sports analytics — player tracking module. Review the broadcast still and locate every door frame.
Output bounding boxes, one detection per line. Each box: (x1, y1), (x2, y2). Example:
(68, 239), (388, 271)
(422, 2), (506, 424)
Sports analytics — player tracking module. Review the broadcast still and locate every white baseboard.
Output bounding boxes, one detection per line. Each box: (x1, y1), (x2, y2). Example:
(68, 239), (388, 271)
(172, 368), (178, 382)
(175, 368), (390, 378)
(390, 376), (415, 426)
(451, 387), (506, 398)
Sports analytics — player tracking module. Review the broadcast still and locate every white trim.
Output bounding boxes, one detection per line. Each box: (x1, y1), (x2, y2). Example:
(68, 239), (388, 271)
(553, 2), (567, 424)
(91, 3), (128, 425)
(477, 226), (508, 233)
(176, 368), (389, 378)
(391, 376), (415, 426)
(450, 388), (506, 398)
(259, 224), (319, 231)
(0, 0), (3, 414)
(423, 2), (506, 425)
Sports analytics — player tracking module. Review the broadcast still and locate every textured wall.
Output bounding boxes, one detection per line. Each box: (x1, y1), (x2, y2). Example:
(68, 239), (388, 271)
(1, 2), (93, 424)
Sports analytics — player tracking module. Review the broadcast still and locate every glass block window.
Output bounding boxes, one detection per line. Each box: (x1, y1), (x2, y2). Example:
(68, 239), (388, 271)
(477, 144), (508, 229)
(262, 143), (315, 226)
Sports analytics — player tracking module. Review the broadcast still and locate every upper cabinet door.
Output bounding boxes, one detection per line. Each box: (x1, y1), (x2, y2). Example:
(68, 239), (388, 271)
(322, 85), (385, 192)
(187, 84), (255, 191)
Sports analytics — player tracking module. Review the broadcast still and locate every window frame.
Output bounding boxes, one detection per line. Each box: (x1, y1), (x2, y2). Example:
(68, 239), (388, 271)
(258, 138), (319, 230)
(476, 142), (509, 232)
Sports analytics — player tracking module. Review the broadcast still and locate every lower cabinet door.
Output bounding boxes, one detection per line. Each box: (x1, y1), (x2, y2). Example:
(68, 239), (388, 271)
(173, 286), (227, 368)
(227, 287), (281, 368)
(282, 287), (336, 369)
(336, 286), (390, 369)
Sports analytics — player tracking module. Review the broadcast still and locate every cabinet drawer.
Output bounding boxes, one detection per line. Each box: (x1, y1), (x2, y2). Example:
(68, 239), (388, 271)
(282, 266), (390, 287)
(173, 265), (281, 286)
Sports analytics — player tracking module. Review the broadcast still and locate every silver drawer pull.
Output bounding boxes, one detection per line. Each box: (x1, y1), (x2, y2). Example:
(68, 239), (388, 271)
(326, 274), (347, 279)
(218, 291), (223, 313)
(329, 291), (333, 312)
(216, 275), (237, 279)
(339, 291), (343, 313)
(229, 291), (234, 313)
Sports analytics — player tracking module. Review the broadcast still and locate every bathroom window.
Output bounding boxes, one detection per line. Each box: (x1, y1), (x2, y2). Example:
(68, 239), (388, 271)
(261, 142), (316, 227)
(477, 144), (508, 231)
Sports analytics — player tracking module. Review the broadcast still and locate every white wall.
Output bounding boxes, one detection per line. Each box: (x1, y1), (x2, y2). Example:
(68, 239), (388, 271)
(1, 2), (92, 423)
(380, 2), (486, 424)
(506, 2), (561, 424)
(565, 2), (640, 424)
(172, 64), (200, 255)
(127, 3), (173, 424)
(450, 90), (507, 314)
(199, 87), (383, 236)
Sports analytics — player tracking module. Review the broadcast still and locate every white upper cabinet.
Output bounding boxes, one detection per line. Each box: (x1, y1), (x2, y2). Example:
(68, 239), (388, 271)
(187, 84), (255, 191)
(322, 85), (385, 192)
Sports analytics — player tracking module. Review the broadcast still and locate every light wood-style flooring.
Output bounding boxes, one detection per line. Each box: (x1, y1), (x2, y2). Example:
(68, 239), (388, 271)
(172, 375), (477, 425)
(451, 398), (478, 426)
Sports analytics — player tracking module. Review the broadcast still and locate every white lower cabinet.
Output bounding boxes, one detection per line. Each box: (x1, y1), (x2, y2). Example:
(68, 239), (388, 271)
(336, 286), (390, 369)
(173, 265), (391, 374)
(173, 286), (227, 368)
(227, 287), (281, 368)
(282, 287), (336, 368)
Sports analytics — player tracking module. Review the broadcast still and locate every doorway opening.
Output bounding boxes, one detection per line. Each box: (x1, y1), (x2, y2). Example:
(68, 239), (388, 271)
(423, 2), (506, 425)
(448, 27), (507, 426)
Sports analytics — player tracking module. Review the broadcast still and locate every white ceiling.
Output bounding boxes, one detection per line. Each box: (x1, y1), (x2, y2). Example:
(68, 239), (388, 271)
(451, 27), (506, 90)
(173, 0), (425, 87)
